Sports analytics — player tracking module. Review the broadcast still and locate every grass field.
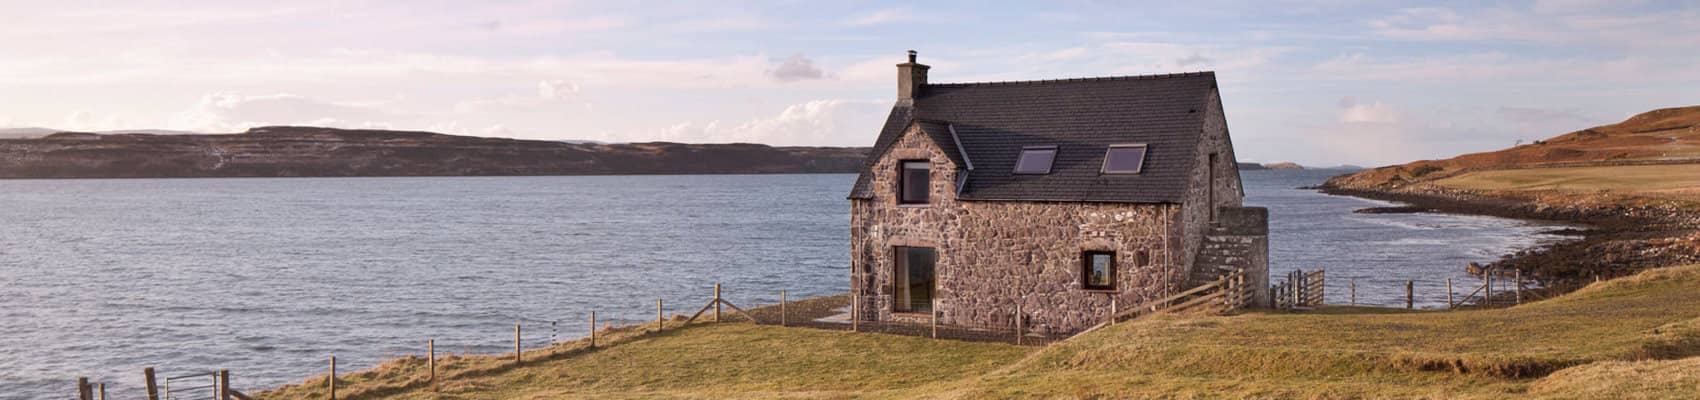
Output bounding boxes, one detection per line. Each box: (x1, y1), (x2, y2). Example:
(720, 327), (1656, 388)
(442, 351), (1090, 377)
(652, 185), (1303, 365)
(1433, 164), (1700, 202)
(254, 265), (1700, 399)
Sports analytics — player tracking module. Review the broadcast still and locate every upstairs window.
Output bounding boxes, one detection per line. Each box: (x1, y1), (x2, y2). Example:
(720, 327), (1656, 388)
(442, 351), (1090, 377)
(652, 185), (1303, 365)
(1013, 146), (1057, 174)
(899, 160), (930, 204)
(1101, 144), (1148, 174)
(1082, 251), (1116, 290)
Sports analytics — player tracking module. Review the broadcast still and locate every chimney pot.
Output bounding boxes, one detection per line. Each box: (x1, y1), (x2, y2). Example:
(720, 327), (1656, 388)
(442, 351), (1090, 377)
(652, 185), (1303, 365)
(897, 50), (930, 100)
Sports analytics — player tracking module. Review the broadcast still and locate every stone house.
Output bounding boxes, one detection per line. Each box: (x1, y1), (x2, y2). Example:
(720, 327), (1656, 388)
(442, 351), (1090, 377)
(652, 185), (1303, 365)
(847, 51), (1269, 334)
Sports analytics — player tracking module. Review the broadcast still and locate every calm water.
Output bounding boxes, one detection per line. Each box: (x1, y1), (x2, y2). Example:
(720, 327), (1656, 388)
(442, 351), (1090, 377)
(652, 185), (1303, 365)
(0, 172), (1565, 398)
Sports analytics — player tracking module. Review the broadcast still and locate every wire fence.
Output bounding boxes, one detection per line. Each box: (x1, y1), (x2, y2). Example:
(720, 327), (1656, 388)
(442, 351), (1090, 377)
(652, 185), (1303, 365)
(162, 372), (217, 400)
(72, 279), (1251, 399)
(1282, 266), (1634, 311)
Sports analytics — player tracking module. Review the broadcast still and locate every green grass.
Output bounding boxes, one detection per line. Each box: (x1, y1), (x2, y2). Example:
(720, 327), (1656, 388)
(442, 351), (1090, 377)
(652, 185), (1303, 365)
(255, 265), (1700, 399)
(955, 265), (1700, 398)
(1435, 164), (1700, 202)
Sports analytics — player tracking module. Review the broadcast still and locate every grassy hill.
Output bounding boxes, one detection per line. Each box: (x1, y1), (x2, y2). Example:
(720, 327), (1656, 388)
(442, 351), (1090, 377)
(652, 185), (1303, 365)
(254, 265), (1700, 399)
(1327, 105), (1700, 192)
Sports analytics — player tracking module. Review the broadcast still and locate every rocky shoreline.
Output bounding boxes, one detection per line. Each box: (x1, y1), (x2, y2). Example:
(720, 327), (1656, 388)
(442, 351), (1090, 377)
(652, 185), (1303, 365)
(1317, 181), (1700, 286)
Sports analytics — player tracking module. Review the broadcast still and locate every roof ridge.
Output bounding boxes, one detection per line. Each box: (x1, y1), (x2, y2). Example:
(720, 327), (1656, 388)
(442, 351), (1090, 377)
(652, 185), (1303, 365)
(925, 71), (1215, 88)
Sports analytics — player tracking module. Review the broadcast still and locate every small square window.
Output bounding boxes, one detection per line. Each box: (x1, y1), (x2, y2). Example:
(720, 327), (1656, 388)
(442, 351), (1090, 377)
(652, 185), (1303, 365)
(1082, 251), (1116, 290)
(1013, 146), (1057, 174)
(1101, 144), (1148, 174)
(898, 160), (930, 204)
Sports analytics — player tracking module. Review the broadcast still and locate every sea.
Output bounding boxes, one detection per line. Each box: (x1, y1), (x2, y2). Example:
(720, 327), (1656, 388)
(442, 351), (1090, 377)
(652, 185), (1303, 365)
(0, 170), (1571, 398)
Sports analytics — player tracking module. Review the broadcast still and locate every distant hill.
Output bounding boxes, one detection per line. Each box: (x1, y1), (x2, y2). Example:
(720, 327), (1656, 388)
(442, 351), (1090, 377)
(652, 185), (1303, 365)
(0, 127), (207, 138)
(1327, 105), (1700, 188)
(0, 127), (59, 139)
(1239, 162), (1305, 171)
(0, 126), (871, 179)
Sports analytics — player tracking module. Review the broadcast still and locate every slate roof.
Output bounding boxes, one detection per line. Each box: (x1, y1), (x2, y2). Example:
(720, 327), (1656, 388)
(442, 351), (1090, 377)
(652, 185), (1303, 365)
(848, 71), (1220, 203)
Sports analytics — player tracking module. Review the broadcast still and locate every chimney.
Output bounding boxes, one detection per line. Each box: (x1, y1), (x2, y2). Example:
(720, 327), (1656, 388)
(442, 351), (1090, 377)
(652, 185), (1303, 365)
(896, 50), (930, 101)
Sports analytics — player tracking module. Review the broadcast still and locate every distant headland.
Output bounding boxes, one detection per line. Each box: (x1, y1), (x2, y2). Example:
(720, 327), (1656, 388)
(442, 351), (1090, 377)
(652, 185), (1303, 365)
(1238, 161), (1306, 171)
(0, 126), (871, 179)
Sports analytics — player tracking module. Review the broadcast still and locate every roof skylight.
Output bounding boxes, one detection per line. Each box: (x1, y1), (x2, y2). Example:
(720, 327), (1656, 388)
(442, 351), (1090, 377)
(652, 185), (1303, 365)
(1014, 146), (1057, 174)
(1101, 144), (1147, 174)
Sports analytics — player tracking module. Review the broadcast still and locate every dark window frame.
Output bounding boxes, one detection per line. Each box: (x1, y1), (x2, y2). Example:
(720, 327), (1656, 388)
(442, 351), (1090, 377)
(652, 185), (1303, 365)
(1081, 250), (1117, 291)
(892, 246), (937, 313)
(1100, 144), (1149, 175)
(897, 159), (931, 205)
(1013, 145), (1058, 175)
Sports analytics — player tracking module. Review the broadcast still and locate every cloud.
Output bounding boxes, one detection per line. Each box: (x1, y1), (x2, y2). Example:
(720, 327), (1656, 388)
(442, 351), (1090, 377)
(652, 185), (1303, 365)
(1364, 4), (1700, 49)
(62, 111), (136, 132)
(654, 99), (886, 146)
(171, 93), (406, 132)
(537, 80), (580, 101)
(768, 54), (828, 82)
(844, 8), (914, 26)
(1338, 97), (1401, 124)
(482, 124), (512, 136)
(455, 79), (591, 114)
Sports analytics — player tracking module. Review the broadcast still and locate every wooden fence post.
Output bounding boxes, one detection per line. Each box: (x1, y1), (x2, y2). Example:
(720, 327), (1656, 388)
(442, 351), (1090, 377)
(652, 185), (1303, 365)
(144, 367), (160, 400)
(1405, 280), (1414, 309)
(851, 294), (860, 332)
(514, 324), (522, 364)
(77, 377), (90, 400)
(99, 383), (106, 400)
(930, 298), (939, 339)
(1290, 271), (1300, 306)
(656, 298), (665, 332)
(1489, 269), (1498, 308)
(590, 311), (597, 348)
(1014, 303), (1024, 346)
(1349, 278), (1356, 305)
(780, 290), (788, 327)
(1447, 278), (1454, 309)
(1515, 269), (1523, 305)
(219, 369), (229, 400)
(428, 339), (436, 391)
(714, 283), (722, 323)
(329, 356), (337, 400)
(1109, 297), (1118, 325)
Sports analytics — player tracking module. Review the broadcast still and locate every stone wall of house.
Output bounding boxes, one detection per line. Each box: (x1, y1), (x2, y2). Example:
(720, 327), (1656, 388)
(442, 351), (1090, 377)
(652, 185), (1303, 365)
(850, 124), (1185, 334)
(1197, 206), (1270, 307)
(1179, 88), (1249, 288)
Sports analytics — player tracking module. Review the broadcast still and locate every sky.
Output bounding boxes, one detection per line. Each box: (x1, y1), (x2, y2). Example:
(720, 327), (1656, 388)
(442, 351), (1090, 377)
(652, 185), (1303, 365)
(1, 1), (1696, 166)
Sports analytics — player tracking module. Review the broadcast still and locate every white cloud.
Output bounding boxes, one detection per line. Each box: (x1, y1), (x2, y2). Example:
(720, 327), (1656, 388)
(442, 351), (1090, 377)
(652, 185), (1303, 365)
(768, 54), (828, 82)
(537, 80), (580, 101)
(171, 93), (406, 132)
(654, 99), (886, 147)
(482, 124), (513, 136)
(62, 111), (135, 132)
(1338, 97), (1401, 124)
(844, 8), (914, 26)
(455, 79), (591, 114)
(1365, 4), (1700, 49)
(1309, 52), (1690, 86)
